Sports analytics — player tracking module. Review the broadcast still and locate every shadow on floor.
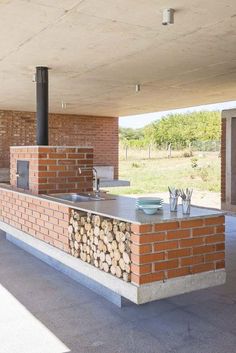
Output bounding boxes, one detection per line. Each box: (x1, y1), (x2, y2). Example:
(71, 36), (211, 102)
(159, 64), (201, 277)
(0, 216), (235, 353)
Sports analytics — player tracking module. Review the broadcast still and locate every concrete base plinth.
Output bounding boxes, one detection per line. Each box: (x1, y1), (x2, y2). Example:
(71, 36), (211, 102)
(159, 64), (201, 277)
(0, 221), (226, 306)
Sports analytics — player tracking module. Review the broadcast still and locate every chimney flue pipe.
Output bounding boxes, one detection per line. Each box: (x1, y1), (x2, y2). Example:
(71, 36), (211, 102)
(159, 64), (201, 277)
(36, 66), (49, 145)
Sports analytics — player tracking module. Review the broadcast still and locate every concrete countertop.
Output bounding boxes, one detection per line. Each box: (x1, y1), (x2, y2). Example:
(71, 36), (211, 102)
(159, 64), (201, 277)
(45, 193), (224, 225)
(0, 183), (224, 225)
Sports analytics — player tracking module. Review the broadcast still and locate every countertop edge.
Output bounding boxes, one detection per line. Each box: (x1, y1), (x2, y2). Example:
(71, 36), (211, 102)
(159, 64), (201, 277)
(64, 203), (226, 224)
(0, 184), (226, 225)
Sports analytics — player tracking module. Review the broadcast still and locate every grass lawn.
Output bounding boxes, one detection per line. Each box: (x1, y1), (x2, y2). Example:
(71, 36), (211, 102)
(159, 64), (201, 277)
(104, 152), (220, 195)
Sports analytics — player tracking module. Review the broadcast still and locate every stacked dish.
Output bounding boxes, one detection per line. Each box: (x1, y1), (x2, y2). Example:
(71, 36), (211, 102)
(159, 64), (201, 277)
(136, 197), (164, 215)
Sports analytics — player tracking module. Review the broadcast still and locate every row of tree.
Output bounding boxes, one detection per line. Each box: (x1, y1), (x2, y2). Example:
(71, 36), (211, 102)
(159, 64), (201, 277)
(120, 111), (221, 148)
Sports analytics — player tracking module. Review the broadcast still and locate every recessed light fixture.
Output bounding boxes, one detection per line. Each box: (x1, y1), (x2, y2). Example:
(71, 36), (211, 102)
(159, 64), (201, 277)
(162, 8), (175, 25)
(61, 100), (67, 109)
(135, 84), (141, 93)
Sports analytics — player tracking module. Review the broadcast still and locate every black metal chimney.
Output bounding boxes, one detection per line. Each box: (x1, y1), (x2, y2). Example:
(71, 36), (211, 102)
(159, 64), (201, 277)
(36, 66), (49, 145)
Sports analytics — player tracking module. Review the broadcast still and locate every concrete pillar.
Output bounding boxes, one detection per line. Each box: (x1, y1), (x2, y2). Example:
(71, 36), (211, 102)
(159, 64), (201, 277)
(221, 109), (236, 211)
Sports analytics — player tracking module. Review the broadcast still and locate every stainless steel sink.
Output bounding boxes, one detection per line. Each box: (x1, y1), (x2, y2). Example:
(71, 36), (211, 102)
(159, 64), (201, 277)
(48, 192), (115, 203)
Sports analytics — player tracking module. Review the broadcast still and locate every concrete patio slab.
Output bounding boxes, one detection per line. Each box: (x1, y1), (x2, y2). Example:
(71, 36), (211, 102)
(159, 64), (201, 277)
(0, 215), (235, 353)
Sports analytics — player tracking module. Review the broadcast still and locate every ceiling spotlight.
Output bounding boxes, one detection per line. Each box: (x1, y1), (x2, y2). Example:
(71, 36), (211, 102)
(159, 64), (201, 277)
(162, 8), (175, 25)
(135, 84), (141, 93)
(61, 100), (67, 109)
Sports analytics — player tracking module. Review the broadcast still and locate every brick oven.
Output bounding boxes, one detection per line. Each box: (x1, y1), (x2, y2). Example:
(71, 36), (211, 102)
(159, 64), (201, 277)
(10, 146), (93, 194)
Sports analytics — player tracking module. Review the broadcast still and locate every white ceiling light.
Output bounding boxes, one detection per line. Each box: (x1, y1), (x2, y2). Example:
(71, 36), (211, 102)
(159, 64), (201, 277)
(162, 8), (175, 25)
(61, 100), (67, 109)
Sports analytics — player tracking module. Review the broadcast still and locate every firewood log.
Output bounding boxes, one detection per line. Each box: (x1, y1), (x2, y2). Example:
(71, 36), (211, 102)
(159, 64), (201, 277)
(119, 257), (125, 271)
(94, 226), (100, 236)
(94, 215), (101, 227)
(125, 263), (131, 273)
(80, 216), (86, 225)
(118, 242), (125, 253)
(115, 266), (122, 278)
(70, 216), (74, 224)
(75, 232), (81, 242)
(119, 222), (126, 232)
(105, 254), (112, 266)
(123, 272), (130, 282)
(74, 241), (79, 250)
(98, 240), (104, 251)
(110, 265), (116, 275)
(74, 251), (79, 258)
(103, 262), (109, 273)
(111, 258), (117, 267)
(69, 210), (131, 282)
(125, 223), (131, 232)
(106, 232), (113, 243)
(114, 249), (121, 261)
(123, 252), (130, 264)
(111, 240), (117, 250)
(110, 250), (114, 259)
(85, 223), (91, 231)
(107, 243), (113, 252)
(100, 252), (106, 262)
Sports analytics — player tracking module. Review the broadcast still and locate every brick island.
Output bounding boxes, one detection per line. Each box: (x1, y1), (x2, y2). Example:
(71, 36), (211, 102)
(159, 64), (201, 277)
(0, 145), (226, 306)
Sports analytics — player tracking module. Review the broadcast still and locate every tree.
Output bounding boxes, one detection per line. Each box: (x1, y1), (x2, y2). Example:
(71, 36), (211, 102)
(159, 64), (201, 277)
(119, 111), (221, 148)
(143, 111), (221, 147)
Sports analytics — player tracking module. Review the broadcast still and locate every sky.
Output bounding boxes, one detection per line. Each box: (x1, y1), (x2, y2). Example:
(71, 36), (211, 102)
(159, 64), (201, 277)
(119, 100), (236, 128)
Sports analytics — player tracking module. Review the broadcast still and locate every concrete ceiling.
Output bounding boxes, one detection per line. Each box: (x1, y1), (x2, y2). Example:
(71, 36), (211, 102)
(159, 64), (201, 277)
(1, 0), (236, 117)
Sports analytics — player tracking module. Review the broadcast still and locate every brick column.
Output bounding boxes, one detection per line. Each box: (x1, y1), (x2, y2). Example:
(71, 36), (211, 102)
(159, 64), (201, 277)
(130, 217), (225, 285)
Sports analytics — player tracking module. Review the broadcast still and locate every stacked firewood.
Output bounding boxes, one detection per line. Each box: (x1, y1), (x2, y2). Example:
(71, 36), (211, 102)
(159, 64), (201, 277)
(68, 209), (131, 282)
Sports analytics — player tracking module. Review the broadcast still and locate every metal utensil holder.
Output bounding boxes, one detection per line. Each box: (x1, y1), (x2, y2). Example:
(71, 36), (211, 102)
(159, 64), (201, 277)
(169, 196), (178, 212)
(182, 199), (191, 214)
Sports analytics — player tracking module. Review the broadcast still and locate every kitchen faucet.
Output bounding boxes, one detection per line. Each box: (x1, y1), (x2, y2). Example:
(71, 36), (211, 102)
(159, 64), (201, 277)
(92, 167), (100, 195)
(78, 167), (100, 195)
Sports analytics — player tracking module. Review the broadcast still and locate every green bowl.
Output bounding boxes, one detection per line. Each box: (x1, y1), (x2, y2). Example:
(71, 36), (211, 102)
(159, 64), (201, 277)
(139, 204), (163, 214)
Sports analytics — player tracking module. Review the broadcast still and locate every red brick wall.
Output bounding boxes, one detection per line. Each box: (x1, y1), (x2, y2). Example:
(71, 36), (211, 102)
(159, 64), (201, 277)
(0, 185), (225, 286)
(0, 110), (119, 178)
(130, 217), (225, 285)
(10, 146), (93, 194)
(0, 188), (70, 252)
(221, 118), (226, 203)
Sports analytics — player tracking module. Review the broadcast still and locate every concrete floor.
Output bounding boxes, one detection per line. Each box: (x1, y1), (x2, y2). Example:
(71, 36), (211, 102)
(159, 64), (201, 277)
(0, 217), (235, 353)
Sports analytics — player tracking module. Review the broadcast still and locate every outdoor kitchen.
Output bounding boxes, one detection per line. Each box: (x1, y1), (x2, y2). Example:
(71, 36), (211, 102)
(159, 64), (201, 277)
(0, 66), (225, 306)
(0, 141), (225, 305)
(1, 2), (236, 352)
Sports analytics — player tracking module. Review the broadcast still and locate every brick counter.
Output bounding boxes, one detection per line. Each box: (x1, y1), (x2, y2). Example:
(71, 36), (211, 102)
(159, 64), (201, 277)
(0, 188), (70, 252)
(0, 186), (226, 303)
(130, 217), (225, 285)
